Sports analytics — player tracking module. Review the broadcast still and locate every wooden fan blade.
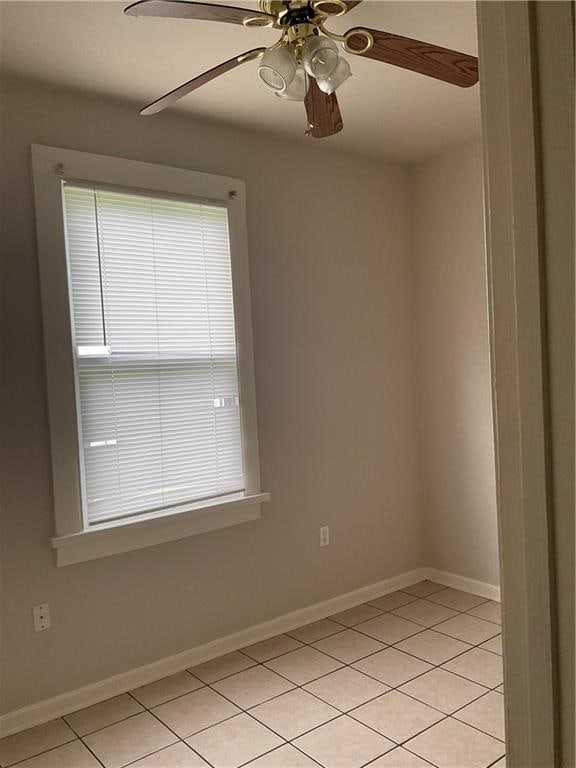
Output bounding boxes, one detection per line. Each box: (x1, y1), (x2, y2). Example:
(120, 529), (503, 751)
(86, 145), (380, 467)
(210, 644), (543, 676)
(345, 28), (478, 87)
(125, 0), (273, 26)
(141, 49), (265, 115)
(304, 78), (343, 139)
(316, 0), (362, 13)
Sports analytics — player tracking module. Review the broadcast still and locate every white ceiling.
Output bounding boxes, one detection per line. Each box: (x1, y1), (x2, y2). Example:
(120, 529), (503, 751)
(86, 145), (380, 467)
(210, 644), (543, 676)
(1, 0), (481, 162)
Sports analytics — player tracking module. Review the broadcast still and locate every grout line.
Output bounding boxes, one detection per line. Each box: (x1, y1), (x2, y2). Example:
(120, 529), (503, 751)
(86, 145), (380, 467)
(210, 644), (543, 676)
(125, 692), (220, 768)
(120, 741), (196, 768)
(285, 743), (326, 768)
(440, 665), (504, 690)
(449, 688), (506, 741)
(66, 708), (146, 739)
(177, 689), (293, 766)
(2, 735), (85, 768)
(129, 674), (206, 708)
(85, 741), (109, 768)
(374, 748), (440, 768)
(396, 743), (441, 768)
(285, 626), (349, 645)
(345, 626), (499, 674)
(2, 725), (106, 768)
(59, 722), (106, 768)
(151, 706), (240, 745)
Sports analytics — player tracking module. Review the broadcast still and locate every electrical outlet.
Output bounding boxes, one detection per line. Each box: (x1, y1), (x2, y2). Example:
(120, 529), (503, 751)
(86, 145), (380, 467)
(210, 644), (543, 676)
(33, 603), (50, 632)
(319, 526), (330, 547)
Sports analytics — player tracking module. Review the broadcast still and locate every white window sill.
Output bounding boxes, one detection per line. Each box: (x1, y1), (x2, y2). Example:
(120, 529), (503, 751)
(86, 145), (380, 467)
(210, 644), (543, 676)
(51, 492), (270, 566)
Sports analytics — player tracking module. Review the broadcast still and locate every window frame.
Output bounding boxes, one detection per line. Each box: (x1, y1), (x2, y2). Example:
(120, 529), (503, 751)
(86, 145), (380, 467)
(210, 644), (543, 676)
(32, 144), (269, 566)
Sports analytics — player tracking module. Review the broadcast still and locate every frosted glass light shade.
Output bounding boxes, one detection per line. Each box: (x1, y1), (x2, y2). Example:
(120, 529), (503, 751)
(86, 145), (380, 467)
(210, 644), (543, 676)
(258, 45), (297, 92)
(275, 66), (307, 101)
(302, 36), (339, 79)
(316, 55), (352, 94)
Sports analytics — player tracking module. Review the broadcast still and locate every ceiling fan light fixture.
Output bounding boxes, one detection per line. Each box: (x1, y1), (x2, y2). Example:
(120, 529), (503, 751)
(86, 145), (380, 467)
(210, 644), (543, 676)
(258, 44), (297, 92)
(127, 0), (480, 140)
(302, 35), (339, 79)
(316, 54), (352, 94)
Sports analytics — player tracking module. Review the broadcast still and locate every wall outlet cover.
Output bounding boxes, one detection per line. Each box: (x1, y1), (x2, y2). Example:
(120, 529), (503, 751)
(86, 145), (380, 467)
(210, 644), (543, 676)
(33, 604), (50, 632)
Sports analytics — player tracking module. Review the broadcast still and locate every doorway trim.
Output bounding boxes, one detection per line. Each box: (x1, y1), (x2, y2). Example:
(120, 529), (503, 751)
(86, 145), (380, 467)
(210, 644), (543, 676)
(477, 2), (574, 765)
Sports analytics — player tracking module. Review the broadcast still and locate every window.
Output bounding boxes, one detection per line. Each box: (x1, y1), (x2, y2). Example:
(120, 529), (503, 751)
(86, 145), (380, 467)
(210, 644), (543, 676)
(33, 145), (268, 565)
(65, 185), (245, 525)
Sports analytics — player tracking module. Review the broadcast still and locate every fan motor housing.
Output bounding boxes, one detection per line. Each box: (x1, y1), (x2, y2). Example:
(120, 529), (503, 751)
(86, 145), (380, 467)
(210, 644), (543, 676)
(257, 0), (294, 16)
(258, 0), (324, 24)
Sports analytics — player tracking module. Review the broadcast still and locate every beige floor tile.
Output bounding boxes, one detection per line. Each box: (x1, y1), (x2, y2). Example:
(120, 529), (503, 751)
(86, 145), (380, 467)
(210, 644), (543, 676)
(64, 694), (143, 736)
(394, 630), (472, 665)
(353, 648), (432, 687)
(131, 672), (204, 708)
(83, 712), (176, 768)
(264, 646), (342, 686)
(405, 717), (505, 768)
(304, 667), (389, 712)
(442, 648), (503, 688)
(0, 719), (75, 767)
(467, 601), (502, 625)
(368, 747), (435, 767)
(242, 635), (303, 663)
(480, 635), (503, 655)
(152, 687), (240, 738)
(250, 689), (339, 740)
(400, 669), (487, 715)
(244, 743), (319, 767)
(434, 615), (501, 645)
(293, 715), (395, 768)
(356, 614), (422, 645)
(391, 600), (458, 628)
(186, 713), (283, 768)
(312, 629), (385, 663)
(495, 684), (504, 694)
(14, 741), (101, 768)
(401, 582), (446, 598)
(427, 589), (487, 612)
(287, 619), (343, 644)
(213, 665), (295, 709)
(128, 742), (211, 767)
(492, 758), (506, 767)
(188, 651), (256, 684)
(351, 690), (444, 744)
(368, 592), (418, 612)
(454, 691), (505, 741)
(330, 604), (383, 627)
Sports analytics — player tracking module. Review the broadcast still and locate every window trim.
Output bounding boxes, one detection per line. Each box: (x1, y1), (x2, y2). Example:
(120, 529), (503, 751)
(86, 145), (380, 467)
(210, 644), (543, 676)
(32, 144), (268, 566)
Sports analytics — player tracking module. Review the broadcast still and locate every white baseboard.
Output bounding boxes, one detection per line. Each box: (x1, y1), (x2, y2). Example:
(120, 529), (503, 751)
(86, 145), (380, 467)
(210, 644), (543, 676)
(0, 565), (500, 738)
(0, 568), (428, 738)
(422, 567), (501, 602)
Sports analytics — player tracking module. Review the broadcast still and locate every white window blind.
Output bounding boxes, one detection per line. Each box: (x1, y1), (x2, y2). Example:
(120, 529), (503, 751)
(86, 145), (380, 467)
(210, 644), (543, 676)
(62, 183), (245, 526)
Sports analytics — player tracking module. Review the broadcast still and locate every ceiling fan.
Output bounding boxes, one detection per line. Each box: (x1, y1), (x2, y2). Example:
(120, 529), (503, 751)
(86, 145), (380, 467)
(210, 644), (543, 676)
(124, 0), (479, 139)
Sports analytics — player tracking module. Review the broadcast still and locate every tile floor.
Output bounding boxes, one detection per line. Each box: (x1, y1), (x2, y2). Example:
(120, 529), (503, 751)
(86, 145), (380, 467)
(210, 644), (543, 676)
(0, 582), (505, 768)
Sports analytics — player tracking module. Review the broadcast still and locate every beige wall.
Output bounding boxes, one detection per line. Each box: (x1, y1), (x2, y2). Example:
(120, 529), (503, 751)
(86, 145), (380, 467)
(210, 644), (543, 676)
(0, 76), (423, 714)
(411, 141), (499, 586)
